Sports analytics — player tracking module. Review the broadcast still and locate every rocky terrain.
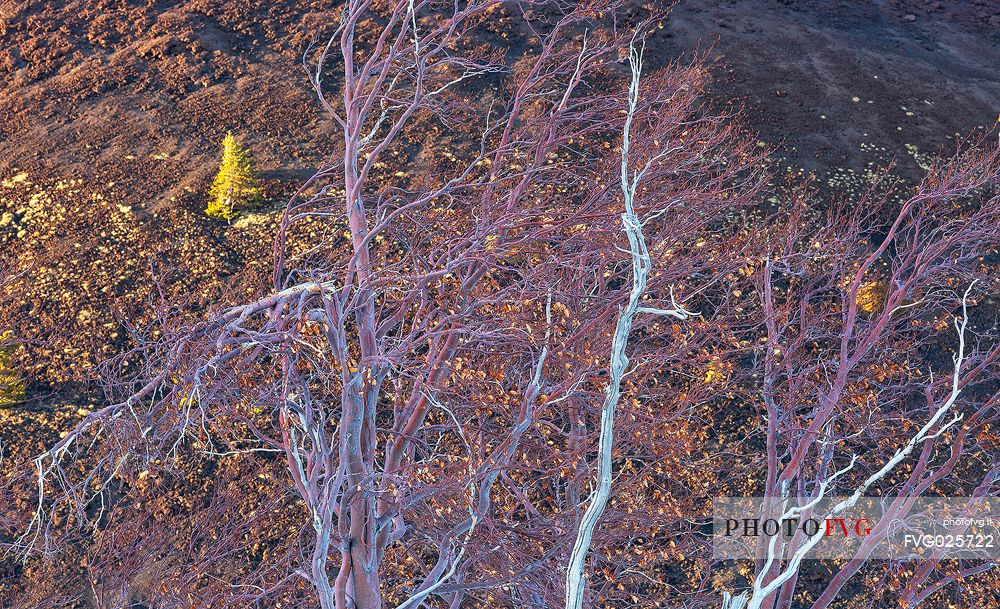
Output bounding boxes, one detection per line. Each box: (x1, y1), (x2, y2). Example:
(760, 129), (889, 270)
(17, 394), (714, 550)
(1, 0), (997, 389)
(0, 0), (997, 605)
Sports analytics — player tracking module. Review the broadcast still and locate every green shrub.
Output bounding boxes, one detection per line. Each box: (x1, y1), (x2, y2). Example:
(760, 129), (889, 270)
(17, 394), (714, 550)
(206, 132), (261, 221)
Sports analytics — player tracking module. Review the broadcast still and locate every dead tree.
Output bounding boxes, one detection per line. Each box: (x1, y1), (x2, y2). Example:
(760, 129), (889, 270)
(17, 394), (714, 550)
(12, 3), (768, 608)
(564, 37), (703, 609)
(732, 137), (1000, 609)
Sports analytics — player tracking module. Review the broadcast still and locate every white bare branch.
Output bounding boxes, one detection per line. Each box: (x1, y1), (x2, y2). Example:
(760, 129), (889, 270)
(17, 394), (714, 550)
(732, 282), (979, 609)
(565, 36), (683, 609)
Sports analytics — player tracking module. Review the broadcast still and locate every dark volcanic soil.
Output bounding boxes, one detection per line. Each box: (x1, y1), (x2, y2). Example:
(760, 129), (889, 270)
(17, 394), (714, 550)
(0, 0), (996, 391)
(2, 1), (997, 184)
(0, 0), (340, 191)
(0, 1), (997, 605)
(662, 0), (999, 180)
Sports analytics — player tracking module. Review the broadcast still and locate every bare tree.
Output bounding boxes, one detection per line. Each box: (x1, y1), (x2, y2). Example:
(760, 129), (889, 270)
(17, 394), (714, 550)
(12, 3), (767, 609)
(730, 138), (1000, 609)
(8, 2), (1000, 607)
(564, 37), (700, 609)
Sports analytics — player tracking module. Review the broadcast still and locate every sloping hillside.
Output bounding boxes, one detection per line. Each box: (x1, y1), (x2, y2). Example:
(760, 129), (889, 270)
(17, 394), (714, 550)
(0, 0), (997, 406)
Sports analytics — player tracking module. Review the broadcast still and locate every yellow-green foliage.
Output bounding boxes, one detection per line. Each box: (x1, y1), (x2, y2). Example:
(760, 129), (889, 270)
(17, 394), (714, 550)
(206, 132), (261, 221)
(0, 332), (24, 407)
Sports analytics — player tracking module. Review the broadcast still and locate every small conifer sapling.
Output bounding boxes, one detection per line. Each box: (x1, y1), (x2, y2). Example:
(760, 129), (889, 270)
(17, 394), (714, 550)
(206, 132), (261, 221)
(0, 331), (24, 407)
